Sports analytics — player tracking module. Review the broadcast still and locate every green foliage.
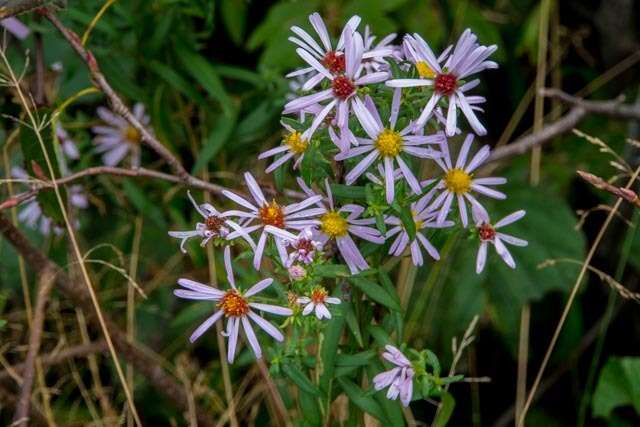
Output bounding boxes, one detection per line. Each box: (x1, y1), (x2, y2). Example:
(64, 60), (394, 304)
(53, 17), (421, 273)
(593, 357), (640, 419)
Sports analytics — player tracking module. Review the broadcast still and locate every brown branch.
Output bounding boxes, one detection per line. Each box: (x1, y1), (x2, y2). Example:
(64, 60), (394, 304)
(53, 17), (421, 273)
(0, 213), (216, 427)
(0, 0), (64, 19)
(12, 268), (55, 426)
(42, 10), (191, 182)
(577, 170), (640, 207)
(0, 384), (49, 426)
(0, 340), (107, 382)
(488, 89), (640, 163)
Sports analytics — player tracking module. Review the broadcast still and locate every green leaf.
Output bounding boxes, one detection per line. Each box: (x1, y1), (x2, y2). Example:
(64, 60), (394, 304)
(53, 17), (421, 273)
(350, 277), (402, 312)
(221, 0), (247, 45)
(192, 107), (238, 174)
(0, 319), (6, 330)
(397, 204), (416, 241)
(148, 60), (207, 106)
(593, 357), (640, 419)
(315, 264), (350, 278)
(175, 47), (233, 114)
(281, 363), (321, 397)
(122, 181), (167, 228)
(432, 392), (455, 427)
(319, 312), (345, 392)
(343, 299), (364, 347)
(337, 377), (388, 423)
(336, 350), (377, 367)
(330, 184), (367, 201)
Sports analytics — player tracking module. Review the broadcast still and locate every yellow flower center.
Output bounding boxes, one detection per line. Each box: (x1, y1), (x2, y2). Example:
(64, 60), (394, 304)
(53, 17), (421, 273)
(259, 200), (285, 228)
(320, 211), (348, 238)
(444, 168), (472, 194)
(123, 126), (141, 144)
(412, 210), (424, 229)
(374, 129), (403, 157)
(284, 131), (308, 154)
(218, 289), (249, 317)
(310, 287), (328, 304)
(416, 61), (436, 78)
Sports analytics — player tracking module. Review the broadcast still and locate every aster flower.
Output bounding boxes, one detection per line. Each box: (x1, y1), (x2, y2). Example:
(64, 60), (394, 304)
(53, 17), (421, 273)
(430, 134), (506, 227)
(296, 286), (340, 320)
(174, 247), (292, 363)
(372, 345), (414, 407)
(56, 124), (80, 160)
(386, 30), (497, 136)
(283, 227), (323, 266)
(92, 103), (150, 167)
(297, 178), (384, 273)
(335, 93), (442, 203)
(222, 173), (325, 269)
(283, 29), (389, 131)
(474, 210), (528, 273)
(259, 116), (325, 173)
(361, 25), (397, 73)
(168, 191), (255, 253)
(287, 13), (361, 88)
(385, 193), (454, 266)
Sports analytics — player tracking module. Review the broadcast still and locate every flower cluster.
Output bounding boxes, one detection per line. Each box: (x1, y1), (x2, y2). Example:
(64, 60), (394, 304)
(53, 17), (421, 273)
(167, 12), (528, 410)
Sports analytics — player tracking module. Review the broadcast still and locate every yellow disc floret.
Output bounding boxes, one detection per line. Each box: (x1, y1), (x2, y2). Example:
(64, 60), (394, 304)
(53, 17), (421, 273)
(218, 290), (249, 317)
(444, 168), (472, 194)
(123, 126), (141, 144)
(416, 61), (436, 78)
(320, 211), (349, 238)
(284, 131), (308, 154)
(375, 129), (403, 157)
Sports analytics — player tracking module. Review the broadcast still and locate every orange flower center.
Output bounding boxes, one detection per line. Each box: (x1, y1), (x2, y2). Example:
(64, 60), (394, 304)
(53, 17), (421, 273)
(259, 200), (285, 228)
(205, 215), (225, 234)
(332, 75), (355, 100)
(123, 126), (141, 144)
(322, 51), (345, 74)
(434, 73), (457, 96)
(310, 287), (328, 304)
(218, 290), (249, 317)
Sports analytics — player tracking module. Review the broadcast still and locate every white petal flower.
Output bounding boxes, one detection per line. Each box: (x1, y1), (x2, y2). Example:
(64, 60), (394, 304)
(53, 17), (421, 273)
(174, 247), (292, 363)
(474, 210), (528, 273)
(296, 286), (340, 320)
(386, 30), (497, 136)
(92, 103), (150, 167)
(430, 134), (506, 227)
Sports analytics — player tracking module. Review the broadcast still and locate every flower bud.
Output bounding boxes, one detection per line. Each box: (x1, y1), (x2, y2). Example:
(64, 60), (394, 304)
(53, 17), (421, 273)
(288, 265), (307, 281)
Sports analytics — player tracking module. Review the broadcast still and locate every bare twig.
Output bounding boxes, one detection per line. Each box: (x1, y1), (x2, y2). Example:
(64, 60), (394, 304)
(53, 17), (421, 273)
(0, 340), (107, 382)
(43, 10), (190, 181)
(0, 0), (64, 19)
(489, 89), (640, 163)
(12, 268), (55, 426)
(0, 213), (217, 427)
(0, 384), (49, 426)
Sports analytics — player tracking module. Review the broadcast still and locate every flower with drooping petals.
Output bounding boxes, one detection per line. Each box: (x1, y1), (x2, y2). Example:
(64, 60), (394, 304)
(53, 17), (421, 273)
(168, 191), (254, 253)
(174, 247), (292, 363)
(386, 30), (497, 136)
(222, 173), (325, 269)
(430, 134), (506, 227)
(92, 103), (150, 167)
(297, 178), (384, 273)
(372, 345), (414, 407)
(386, 192), (454, 266)
(282, 227), (323, 266)
(335, 92), (442, 203)
(296, 286), (340, 320)
(474, 210), (528, 273)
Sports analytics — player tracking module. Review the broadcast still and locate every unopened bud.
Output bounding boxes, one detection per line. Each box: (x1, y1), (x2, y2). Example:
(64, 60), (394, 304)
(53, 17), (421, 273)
(288, 265), (307, 281)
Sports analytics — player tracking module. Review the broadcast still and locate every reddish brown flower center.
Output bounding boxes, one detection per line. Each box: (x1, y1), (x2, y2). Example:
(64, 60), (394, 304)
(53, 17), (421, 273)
(259, 200), (285, 228)
(478, 223), (496, 241)
(332, 75), (355, 100)
(434, 73), (457, 96)
(205, 215), (225, 234)
(322, 51), (345, 74)
(218, 290), (249, 317)
(310, 287), (328, 304)
(295, 238), (315, 253)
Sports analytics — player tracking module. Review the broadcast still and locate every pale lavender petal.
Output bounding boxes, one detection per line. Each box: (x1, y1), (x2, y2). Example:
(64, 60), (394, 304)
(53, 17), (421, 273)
(248, 311), (284, 341)
(189, 310), (223, 343)
(241, 316), (262, 360)
(495, 210), (526, 228)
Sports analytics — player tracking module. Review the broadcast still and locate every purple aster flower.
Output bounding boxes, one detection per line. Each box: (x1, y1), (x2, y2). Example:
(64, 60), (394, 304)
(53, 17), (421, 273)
(372, 345), (414, 407)
(474, 210), (528, 273)
(1, 18), (29, 40)
(297, 178), (384, 273)
(280, 227), (323, 267)
(259, 117), (325, 173)
(283, 29), (389, 132)
(174, 247), (292, 363)
(222, 173), (325, 269)
(386, 30), (497, 136)
(335, 92), (442, 203)
(430, 134), (506, 227)
(92, 103), (150, 167)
